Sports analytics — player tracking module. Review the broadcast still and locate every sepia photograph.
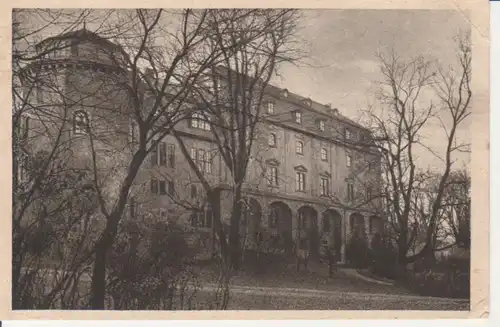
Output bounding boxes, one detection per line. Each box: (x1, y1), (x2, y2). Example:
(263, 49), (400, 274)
(6, 3), (489, 317)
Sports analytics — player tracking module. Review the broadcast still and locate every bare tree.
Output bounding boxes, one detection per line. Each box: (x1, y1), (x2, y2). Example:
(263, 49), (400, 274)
(58, 9), (304, 308)
(362, 32), (471, 267)
(11, 9), (112, 308)
(171, 9), (301, 270)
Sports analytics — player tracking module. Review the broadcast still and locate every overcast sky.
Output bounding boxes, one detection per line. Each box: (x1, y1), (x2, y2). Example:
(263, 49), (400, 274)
(272, 9), (471, 169)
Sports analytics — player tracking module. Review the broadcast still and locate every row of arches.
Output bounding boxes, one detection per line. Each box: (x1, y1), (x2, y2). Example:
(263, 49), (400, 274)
(238, 198), (383, 260)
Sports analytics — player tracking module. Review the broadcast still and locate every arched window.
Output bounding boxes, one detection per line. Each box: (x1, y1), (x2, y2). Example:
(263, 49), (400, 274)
(269, 206), (278, 228)
(73, 110), (89, 135)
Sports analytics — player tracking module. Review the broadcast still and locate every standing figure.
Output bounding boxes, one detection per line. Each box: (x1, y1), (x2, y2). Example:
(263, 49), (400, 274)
(295, 237), (310, 272)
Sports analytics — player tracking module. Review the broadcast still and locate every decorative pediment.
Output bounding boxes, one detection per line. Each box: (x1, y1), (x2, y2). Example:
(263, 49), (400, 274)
(266, 158), (281, 166)
(294, 165), (308, 172)
(295, 133), (305, 141)
(268, 124), (278, 131)
(320, 171), (331, 178)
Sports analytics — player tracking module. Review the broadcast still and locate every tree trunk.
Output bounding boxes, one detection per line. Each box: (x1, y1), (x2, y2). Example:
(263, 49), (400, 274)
(229, 186), (243, 270)
(90, 242), (107, 309)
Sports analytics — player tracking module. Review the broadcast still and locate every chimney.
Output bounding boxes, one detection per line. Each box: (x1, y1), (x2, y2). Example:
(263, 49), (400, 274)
(325, 103), (331, 109)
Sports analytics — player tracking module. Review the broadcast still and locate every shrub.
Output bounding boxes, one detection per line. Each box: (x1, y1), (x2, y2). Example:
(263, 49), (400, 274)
(346, 236), (370, 268)
(107, 218), (200, 310)
(369, 233), (399, 279)
(400, 250), (470, 299)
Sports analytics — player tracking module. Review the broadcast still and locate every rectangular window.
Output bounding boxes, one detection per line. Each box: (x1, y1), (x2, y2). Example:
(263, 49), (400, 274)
(159, 180), (167, 195)
(267, 102), (275, 115)
(129, 121), (137, 144)
(366, 186), (372, 200)
(159, 142), (167, 166)
(346, 155), (352, 167)
(268, 133), (277, 147)
(295, 111), (302, 124)
(151, 179), (159, 195)
(19, 115), (30, 141)
(167, 144), (175, 168)
(36, 87), (43, 104)
(268, 166), (278, 186)
(205, 209), (213, 228)
(296, 172), (306, 191)
(320, 177), (329, 196)
(16, 152), (29, 185)
(319, 120), (325, 131)
(129, 197), (136, 218)
(347, 182), (355, 201)
(151, 145), (158, 167)
(191, 184), (197, 198)
(296, 141), (303, 154)
(73, 111), (89, 135)
(197, 149), (205, 171)
(167, 180), (175, 196)
(204, 151), (212, 173)
(191, 115), (199, 129)
(190, 148), (197, 161)
(321, 148), (328, 161)
(190, 112), (211, 131)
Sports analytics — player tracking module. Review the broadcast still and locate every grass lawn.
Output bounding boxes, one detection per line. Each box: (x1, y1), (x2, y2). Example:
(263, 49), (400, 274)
(195, 258), (413, 296)
(186, 287), (469, 310)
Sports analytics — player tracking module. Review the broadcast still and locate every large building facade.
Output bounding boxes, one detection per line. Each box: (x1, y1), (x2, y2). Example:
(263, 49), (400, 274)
(17, 29), (384, 264)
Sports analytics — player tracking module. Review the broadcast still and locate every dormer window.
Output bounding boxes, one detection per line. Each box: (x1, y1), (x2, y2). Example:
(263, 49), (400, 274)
(294, 111), (302, 124)
(319, 120), (325, 131)
(73, 110), (89, 135)
(302, 98), (312, 107)
(267, 101), (275, 115)
(344, 128), (351, 140)
(282, 89), (289, 98)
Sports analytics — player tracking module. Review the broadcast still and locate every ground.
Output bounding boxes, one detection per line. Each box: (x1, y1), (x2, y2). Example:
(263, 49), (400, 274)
(195, 286), (469, 310)
(190, 261), (469, 310)
(32, 259), (470, 310)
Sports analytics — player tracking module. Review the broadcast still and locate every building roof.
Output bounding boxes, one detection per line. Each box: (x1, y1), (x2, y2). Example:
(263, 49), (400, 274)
(212, 65), (366, 131)
(35, 30), (367, 132)
(36, 28), (121, 51)
(264, 82), (366, 130)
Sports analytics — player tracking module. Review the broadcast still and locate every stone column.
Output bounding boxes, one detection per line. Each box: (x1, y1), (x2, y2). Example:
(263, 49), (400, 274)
(339, 210), (348, 264)
(291, 210), (298, 242)
(364, 214), (370, 243)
